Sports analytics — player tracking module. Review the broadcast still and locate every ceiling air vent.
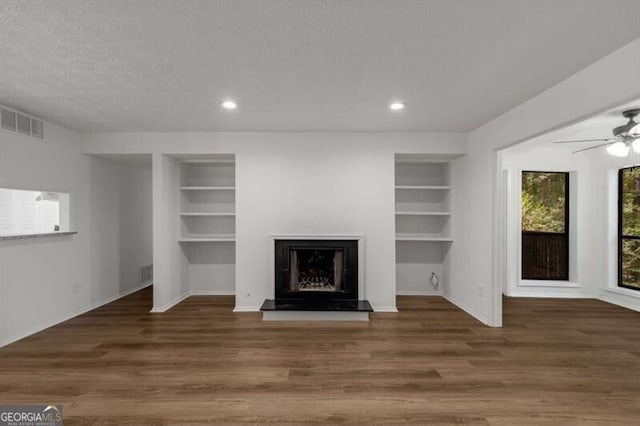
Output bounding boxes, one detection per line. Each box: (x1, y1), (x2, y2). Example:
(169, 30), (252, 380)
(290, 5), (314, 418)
(30, 118), (43, 139)
(1, 108), (16, 131)
(16, 113), (30, 135)
(0, 106), (44, 139)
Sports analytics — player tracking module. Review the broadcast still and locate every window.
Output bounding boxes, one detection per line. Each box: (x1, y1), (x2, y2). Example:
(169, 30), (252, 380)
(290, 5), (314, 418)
(521, 171), (569, 280)
(618, 166), (640, 290)
(0, 188), (70, 236)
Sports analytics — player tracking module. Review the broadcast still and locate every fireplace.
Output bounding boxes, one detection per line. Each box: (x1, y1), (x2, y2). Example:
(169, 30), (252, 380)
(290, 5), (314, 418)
(274, 239), (358, 306)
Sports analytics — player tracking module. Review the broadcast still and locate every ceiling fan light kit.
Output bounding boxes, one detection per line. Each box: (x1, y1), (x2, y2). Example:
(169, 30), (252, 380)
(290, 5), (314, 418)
(555, 108), (640, 157)
(606, 141), (630, 157)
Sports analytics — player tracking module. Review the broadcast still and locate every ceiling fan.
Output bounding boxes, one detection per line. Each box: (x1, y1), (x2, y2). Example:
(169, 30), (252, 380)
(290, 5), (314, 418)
(554, 108), (640, 156)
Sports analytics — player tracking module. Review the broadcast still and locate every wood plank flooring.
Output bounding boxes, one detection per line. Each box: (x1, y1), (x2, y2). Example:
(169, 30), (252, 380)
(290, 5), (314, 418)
(1, 288), (640, 425)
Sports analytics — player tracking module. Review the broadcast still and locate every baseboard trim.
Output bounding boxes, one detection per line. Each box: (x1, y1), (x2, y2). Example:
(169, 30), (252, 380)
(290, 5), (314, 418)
(0, 283), (152, 348)
(150, 292), (190, 313)
(442, 293), (491, 326)
(599, 291), (640, 313)
(397, 290), (441, 296)
(190, 291), (235, 296)
(507, 292), (592, 299)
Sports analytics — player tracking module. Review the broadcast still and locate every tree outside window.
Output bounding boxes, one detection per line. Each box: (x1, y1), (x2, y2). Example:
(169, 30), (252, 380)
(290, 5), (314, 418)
(521, 172), (569, 280)
(618, 167), (640, 290)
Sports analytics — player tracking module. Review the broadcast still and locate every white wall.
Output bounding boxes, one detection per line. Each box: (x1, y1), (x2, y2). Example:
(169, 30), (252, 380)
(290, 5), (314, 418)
(0, 123), (153, 347)
(235, 140), (398, 311)
(501, 144), (599, 298)
(449, 37), (640, 326)
(89, 158), (122, 303)
(83, 132), (467, 312)
(0, 123), (88, 346)
(119, 163), (153, 294)
(152, 154), (189, 311)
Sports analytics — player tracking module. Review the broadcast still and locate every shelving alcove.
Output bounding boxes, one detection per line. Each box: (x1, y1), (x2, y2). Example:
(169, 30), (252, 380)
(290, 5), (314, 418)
(178, 155), (236, 294)
(395, 154), (454, 296)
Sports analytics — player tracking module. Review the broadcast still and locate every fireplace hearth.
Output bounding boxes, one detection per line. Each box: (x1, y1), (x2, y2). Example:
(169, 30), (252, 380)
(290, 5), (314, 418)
(261, 239), (372, 313)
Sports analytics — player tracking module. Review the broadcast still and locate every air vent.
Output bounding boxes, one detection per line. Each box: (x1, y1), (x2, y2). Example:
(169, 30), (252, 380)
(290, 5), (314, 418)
(1, 109), (16, 131)
(140, 264), (153, 285)
(16, 113), (30, 135)
(31, 118), (43, 138)
(0, 105), (44, 139)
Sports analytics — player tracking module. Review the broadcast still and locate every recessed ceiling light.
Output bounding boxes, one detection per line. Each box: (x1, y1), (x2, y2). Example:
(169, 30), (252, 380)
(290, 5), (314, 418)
(220, 100), (237, 110)
(389, 102), (405, 111)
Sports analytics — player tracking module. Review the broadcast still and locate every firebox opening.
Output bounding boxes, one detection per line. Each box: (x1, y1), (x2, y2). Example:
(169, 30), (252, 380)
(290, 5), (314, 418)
(288, 248), (344, 293)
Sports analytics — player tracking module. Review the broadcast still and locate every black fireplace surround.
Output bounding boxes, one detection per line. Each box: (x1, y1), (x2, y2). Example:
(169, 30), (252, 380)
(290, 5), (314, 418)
(271, 239), (363, 310)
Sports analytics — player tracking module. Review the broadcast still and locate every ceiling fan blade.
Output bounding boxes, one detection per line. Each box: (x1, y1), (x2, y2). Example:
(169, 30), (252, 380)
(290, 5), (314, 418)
(572, 142), (614, 154)
(554, 138), (615, 144)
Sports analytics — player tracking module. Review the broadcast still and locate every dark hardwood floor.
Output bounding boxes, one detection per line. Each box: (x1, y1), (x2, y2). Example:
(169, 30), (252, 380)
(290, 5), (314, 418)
(1, 288), (639, 425)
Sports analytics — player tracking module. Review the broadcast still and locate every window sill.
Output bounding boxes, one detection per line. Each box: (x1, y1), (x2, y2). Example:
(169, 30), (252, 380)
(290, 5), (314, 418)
(0, 231), (78, 241)
(519, 280), (580, 288)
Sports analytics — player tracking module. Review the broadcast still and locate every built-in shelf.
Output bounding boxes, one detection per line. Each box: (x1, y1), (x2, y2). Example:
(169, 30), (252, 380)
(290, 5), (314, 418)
(395, 211), (451, 216)
(180, 158), (236, 241)
(179, 159), (235, 165)
(395, 185), (451, 190)
(0, 231), (78, 241)
(395, 153), (462, 164)
(180, 212), (235, 217)
(395, 233), (453, 242)
(177, 156), (236, 295)
(178, 235), (236, 242)
(180, 186), (235, 191)
(395, 155), (453, 294)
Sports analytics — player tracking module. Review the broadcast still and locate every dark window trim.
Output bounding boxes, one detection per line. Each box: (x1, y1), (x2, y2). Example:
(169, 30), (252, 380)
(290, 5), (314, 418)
(521, 171), (570, 281)
(618, 166), (640, 291)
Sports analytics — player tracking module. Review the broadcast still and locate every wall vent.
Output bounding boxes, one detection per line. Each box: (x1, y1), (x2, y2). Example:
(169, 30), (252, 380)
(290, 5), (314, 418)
(30, 118), (44, 138)
(16, 113), (30, 135)
(1, 109), (16, 132)
(0, 106), (44, 139)
(140, 264), (153, 285)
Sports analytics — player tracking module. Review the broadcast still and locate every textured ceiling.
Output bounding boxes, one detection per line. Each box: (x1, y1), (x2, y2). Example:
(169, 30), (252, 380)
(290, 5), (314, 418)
(1, 0), (639, 133)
